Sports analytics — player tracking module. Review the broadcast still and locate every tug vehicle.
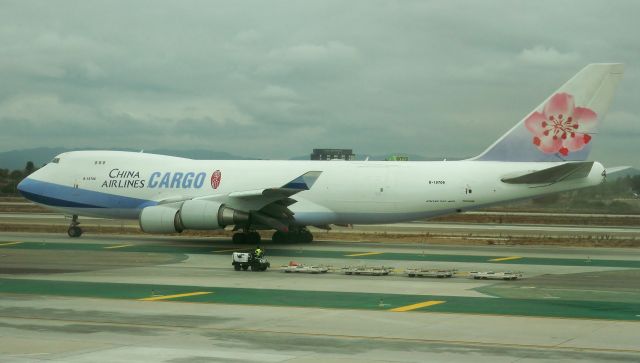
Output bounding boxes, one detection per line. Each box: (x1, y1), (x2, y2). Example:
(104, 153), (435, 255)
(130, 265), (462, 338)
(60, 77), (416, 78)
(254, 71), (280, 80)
(232, 252), (270, 271)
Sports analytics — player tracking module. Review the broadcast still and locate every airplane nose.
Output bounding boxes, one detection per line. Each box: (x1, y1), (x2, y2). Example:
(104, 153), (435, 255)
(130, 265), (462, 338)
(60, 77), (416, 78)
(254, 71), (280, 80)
(16, 175), (52, 205)
(17, 177), (29, 196)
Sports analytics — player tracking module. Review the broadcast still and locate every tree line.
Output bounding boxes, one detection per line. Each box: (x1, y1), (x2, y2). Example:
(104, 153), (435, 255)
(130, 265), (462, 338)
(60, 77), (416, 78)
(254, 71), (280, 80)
(0, 161), (36, 194)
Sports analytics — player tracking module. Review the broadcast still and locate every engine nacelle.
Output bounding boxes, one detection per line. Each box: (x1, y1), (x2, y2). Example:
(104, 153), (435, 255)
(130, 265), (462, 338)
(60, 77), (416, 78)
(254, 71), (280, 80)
(139, 205), (183, 233)
(179, 199), (250, 229)
(179, 200), (223, 229)
(139, 200), (250, 233)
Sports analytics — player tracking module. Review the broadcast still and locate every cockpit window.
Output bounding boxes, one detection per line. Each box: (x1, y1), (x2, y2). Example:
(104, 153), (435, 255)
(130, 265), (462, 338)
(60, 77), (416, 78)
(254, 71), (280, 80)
(51, 158), (60, 164)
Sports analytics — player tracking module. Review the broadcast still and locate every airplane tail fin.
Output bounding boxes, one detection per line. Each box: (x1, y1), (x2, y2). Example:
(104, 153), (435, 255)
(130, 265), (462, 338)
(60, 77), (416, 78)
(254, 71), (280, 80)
(473, 63), (624, 162)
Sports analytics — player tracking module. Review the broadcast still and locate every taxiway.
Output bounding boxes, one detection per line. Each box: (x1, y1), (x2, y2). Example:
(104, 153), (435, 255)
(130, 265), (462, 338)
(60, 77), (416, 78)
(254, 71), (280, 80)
(2, 212), (640, 238)
(0, 232), (639, 362)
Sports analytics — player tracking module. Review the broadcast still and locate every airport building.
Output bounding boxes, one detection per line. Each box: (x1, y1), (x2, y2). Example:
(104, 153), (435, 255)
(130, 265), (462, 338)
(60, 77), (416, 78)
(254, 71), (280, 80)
(385, 154), (409, 161)
(310, 148), (355, 161)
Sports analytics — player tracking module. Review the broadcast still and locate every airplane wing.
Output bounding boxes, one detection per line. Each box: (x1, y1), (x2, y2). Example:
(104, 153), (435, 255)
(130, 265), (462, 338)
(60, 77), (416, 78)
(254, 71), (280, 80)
(228, 171), (322, 199)
(501, 162), (595, 185)
(158, 171), (322, 205)
(194, 171), (322, 231)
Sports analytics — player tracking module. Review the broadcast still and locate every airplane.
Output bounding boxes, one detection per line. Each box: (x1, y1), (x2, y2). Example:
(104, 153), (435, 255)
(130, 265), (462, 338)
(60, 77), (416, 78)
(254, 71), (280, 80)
(17, 63), (624, 243)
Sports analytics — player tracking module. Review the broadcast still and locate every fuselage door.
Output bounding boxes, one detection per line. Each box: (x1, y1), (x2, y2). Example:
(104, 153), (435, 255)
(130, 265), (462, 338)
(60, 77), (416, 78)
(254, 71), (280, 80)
(463, 184), (474, 203)
(72, 179), (80, 196)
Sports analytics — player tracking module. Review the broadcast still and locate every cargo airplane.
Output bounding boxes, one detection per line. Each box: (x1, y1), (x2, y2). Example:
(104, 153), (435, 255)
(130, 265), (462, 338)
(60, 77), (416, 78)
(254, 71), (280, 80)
(18, 64), (624, 243)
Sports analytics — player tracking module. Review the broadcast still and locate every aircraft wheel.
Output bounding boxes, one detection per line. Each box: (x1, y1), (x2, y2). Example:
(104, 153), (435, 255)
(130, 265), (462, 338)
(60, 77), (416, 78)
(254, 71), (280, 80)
(285, 232), (298, 243)
(272, 230), (287, 243)
(301, 230), (313, 243)
(246, 232), (261, 245)
(232, 233), (246, 244)
(67, 226), (82, 238)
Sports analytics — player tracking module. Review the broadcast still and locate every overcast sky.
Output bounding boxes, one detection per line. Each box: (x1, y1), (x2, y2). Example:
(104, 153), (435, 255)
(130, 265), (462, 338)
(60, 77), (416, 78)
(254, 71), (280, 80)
(0, 0), (638, 166)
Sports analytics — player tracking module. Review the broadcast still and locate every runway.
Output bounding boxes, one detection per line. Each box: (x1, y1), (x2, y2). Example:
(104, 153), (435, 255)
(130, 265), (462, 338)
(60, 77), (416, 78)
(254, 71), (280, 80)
(2, 212), (640, 238)
(1, 232), (639, 362)
(354, 221), (640, 237)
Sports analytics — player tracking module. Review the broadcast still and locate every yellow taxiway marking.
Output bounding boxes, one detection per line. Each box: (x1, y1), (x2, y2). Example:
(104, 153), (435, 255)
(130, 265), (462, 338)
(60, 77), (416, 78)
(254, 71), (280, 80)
(104, 243), (134, 249)
(0, 241), (22, 247)
(489, 256), (522, 262)
(389, 300), (446, 312)
(212, 248), (251, 253)
(139, 291), (213, 301)
(345, 252), (384, 257)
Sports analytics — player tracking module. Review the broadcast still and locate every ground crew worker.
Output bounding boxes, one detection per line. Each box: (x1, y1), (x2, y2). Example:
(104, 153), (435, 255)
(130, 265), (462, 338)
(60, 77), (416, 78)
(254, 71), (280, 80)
(255, 246), (264, 258)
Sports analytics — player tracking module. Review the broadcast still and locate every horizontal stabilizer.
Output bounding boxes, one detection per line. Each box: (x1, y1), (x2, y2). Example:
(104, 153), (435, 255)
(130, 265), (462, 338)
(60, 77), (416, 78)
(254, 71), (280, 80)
(501, 162), (594, 184)
(605, 166), (633, 175)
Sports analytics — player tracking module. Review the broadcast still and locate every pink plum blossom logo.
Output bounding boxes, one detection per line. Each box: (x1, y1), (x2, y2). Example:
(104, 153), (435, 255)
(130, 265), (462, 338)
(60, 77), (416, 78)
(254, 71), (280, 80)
(211, 170), (222, 189)
(524, 93), (597, 156)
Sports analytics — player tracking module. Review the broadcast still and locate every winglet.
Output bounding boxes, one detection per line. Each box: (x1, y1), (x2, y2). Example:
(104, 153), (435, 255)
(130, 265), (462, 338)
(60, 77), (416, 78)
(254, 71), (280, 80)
(282, 171), (322, 190)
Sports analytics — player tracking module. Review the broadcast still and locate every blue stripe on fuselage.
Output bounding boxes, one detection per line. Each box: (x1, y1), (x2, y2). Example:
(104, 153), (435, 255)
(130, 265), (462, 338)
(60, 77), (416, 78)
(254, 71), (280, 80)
(17, 178), (156, 209)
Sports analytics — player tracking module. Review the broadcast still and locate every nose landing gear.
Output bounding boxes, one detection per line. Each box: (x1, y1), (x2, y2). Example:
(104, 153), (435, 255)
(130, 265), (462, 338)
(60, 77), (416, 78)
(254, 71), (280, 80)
(67, 215), (83, 238)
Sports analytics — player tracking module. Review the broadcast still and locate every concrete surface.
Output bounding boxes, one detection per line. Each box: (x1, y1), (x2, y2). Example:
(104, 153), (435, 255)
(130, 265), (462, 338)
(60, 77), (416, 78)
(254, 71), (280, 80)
(0, 232), (639, 362)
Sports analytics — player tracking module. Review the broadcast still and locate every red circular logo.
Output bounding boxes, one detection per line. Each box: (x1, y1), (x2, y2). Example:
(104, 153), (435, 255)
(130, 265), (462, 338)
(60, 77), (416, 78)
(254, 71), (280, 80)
(211, 170), (222, 189)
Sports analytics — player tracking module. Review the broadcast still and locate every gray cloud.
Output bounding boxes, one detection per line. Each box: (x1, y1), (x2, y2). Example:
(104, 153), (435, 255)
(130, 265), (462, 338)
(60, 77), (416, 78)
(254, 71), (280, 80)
(517, 46), (580, 66)
(0, 0), (638, 166)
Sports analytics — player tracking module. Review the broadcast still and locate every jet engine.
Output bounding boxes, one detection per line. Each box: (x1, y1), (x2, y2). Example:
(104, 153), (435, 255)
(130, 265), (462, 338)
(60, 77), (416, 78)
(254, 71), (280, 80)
(139, 205), (183, 233)
(179, 200), (249, 229)
(139, 200), (250, 233)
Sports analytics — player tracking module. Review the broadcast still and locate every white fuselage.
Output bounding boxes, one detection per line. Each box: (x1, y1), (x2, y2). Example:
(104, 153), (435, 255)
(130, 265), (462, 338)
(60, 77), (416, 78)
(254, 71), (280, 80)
(22, 151), (605, 226)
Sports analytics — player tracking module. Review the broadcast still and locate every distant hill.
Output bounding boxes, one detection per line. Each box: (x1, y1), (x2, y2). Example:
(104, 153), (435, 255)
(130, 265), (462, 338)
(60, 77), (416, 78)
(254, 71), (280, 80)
(0, 147), (257, 170)
(145, 149), (258, 161)
(0, 147), (70, 170)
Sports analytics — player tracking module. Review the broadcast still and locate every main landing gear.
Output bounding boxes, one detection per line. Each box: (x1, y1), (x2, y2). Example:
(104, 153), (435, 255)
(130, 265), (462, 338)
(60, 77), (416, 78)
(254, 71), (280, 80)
(272, 228), (313, 243)
(232, 231), (261, 244)
(232, 227), (314, 244)
(67, 215), (83, 238)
